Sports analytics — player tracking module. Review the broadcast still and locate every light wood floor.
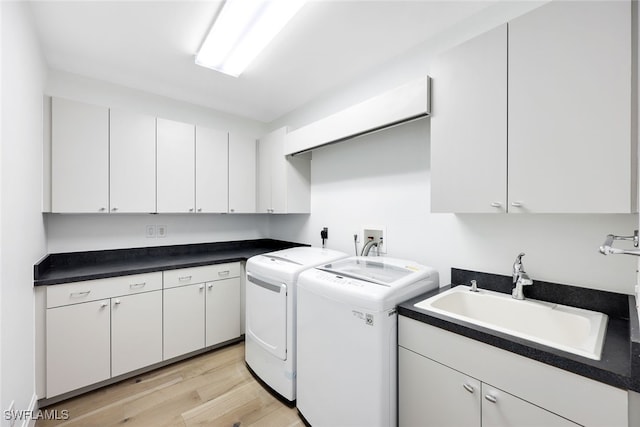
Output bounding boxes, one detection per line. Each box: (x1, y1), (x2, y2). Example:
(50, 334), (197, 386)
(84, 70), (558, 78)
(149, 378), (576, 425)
(37, 342), (304, 427)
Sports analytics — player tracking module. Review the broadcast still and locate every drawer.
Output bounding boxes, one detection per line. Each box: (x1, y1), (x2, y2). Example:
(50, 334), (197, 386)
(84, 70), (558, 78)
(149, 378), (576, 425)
(47, 272), (162, 308)
(163, 263), (240, 289)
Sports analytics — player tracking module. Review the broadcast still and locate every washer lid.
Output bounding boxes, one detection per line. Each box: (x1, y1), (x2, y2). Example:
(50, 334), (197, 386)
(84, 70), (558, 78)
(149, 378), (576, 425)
(319, 257), (417, 286)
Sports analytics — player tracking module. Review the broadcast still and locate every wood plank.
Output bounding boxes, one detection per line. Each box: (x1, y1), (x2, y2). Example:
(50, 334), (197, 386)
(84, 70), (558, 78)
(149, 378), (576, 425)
(36, 342), (302, 426)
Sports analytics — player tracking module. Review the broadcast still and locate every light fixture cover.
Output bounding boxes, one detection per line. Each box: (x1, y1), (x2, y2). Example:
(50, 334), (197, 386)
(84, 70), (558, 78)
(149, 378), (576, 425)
(196, 0), (306, 77)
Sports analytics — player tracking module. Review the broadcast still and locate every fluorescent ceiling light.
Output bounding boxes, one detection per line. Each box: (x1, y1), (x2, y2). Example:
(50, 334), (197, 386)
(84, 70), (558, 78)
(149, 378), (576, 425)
(196, 0), (307, 77)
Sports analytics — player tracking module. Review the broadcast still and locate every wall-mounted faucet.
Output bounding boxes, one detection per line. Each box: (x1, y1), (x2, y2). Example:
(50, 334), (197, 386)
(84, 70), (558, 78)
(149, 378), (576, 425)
(512, 252), (533, 300)
(360, 237), (378, 256)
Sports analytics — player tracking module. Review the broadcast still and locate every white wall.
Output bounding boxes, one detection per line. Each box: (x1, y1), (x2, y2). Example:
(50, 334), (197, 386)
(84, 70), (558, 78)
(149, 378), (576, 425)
(0, 1), (48, 423)
(269, 119), (637, 294)
(268, 0), (639, 295)
(44, 71), (271, 253)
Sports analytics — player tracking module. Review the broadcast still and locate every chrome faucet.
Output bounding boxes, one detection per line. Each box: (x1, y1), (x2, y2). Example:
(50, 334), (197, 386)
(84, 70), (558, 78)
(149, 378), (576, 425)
(512, 252), (533, 300)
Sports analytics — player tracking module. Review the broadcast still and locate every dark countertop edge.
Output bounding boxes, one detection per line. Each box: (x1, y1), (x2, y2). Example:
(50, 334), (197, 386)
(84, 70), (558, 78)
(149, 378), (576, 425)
(629, 296), (640, 391)
(398, 284), (635, 393)
(34, 239), (307, 286)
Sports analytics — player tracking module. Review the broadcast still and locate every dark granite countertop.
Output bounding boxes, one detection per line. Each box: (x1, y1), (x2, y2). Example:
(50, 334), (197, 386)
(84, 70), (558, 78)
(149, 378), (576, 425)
(34, 239), (306, 286)
(397, 268), (639, 393)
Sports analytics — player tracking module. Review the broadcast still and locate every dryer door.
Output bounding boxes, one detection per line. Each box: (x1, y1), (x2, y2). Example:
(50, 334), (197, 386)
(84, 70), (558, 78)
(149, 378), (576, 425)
(246, 273), (287, 360)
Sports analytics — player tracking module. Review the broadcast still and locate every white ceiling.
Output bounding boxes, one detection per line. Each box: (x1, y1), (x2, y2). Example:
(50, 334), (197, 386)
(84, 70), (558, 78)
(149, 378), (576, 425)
(29, 0), (494, 123)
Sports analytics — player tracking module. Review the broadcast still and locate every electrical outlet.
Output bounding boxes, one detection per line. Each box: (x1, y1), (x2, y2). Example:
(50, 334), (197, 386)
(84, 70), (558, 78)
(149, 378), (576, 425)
(157, 225), (167, 238)
(146, 225), (156, 238)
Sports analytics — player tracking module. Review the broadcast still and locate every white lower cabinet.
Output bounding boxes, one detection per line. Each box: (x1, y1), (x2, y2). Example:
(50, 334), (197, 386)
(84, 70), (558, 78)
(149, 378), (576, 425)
(46, 299), (111, 398)
(206, 276), (241, 346)
(398, 316), (628, 427)
(111, 291), (163, 377)
(399, 347), (577, 427)
(163, 283), (206, 360)
(163, 263), (242, 360)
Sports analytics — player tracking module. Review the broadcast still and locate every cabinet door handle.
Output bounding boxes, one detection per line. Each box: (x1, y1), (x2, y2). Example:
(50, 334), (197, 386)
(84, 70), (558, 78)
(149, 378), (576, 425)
(129, 282), (146, 289)
(100, 301), (109, 308)
(199, 284), (205, 290)
(197, 208), (202, 212)
(490, 202), (501, 208)
(462, 383), (475, 394)
(70, 291), (91, 298)
(114, 299), (121, 305)
(218, 270), (230, 277)
(485, 394), (498, 403)
(511, 201), (524, 207)
(189, 208), (194, 212)
(229, 208), (235, 213)
(207, 283), (213, 290)
(99, 207), (106, 212)
(111, 207), (118, 212)
(178, 276), (192, 282)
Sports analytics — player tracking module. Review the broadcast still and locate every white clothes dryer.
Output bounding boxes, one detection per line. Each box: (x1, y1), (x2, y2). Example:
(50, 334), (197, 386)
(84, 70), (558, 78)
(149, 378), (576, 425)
(245, 246), (347, 402)
(296, 256), (439, 426)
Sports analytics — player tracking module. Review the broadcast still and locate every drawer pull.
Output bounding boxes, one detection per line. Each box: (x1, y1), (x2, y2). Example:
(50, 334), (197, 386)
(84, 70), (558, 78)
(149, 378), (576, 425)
(485, 394), (498, 403)
(70, 291), (91, 298)
(100, 301), (108, 308)
(218, 270), (230, 277)
(463, 383), (475, 394)
(129, 282), (146, 289)
(179, 276), (192, 282)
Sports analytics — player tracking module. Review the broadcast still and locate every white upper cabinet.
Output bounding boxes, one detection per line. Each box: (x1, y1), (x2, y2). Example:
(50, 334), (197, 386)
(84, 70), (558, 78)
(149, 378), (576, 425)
(196, 126), (228, 213)
(157, 118), (195, 213)
(51, 97), (109, 213)
(508, 0), (634, 213)
(258, 127), (310, 213)
(110, 109), (156, 213)
(228, 132), (257, 213)
(431, 24), (507, 213)
(431, 0), (635, 213)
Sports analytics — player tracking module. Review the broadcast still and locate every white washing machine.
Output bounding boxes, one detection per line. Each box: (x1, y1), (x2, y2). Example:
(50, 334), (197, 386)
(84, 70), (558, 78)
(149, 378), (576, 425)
(245, 246), (347, 402)
(296, 256), (439, 427)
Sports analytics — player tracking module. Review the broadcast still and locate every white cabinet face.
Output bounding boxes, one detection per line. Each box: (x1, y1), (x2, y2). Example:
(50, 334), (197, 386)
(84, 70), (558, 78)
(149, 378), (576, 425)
(46, 300), (111, 397)
(196, 126), (228, 213)
(157, 118), (195, 213)
(399, 347), (481, 427)
(163, 284), (205, 360)
(205, 277), (241, 347)
(111, 291), (163, 377)
(430, 24), (507, 213)
(481, 384), (579, 427)
(51, 97), (109, 213)
(228, 132), (256, 213)
(110, 109), (156, 213)
(508, 0), (633, 213)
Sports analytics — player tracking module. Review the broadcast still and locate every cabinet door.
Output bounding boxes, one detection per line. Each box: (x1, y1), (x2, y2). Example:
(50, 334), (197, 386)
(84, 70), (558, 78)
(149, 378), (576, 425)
(205, 277), (241, 347)
(228, 132), (256, 213)
(399, 347), (481, 427)
(482, 383), (579, 427)
(163, 284), (205, 360)
(157, 118), (195, 213)
(111, 291), (163, 377)
(110, 109), (156, 213)
(196, 126), (228, 213)
(430, 24), (507, 213)
(51, 97), (109, 213)
(46, 300), (111, 397)
(256, 130), (275, 213)
(508, 0), (633, 213)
